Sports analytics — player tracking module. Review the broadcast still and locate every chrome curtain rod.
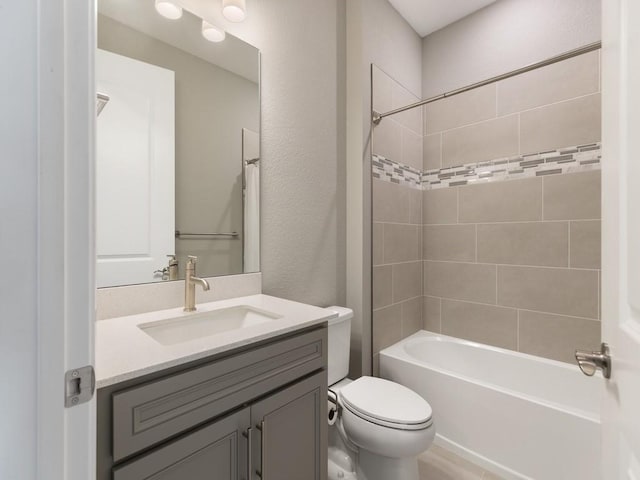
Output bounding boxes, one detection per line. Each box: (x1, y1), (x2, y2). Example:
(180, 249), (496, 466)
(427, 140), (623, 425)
(372, 41), (601, 125)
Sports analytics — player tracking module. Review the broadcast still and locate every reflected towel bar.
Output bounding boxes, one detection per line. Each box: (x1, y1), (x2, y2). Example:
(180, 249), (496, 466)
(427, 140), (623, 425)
(175, 230), (239, 238)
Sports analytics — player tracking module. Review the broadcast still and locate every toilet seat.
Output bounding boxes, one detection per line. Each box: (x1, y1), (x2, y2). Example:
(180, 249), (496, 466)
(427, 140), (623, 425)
(339, 376), (433, 431)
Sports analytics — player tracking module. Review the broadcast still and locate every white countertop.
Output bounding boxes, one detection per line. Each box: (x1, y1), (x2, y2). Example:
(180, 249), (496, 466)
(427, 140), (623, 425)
(95, 294), (336, 388)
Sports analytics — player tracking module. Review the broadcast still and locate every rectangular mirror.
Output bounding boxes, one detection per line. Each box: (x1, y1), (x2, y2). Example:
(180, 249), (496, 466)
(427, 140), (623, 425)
(96, 0), (260, 288)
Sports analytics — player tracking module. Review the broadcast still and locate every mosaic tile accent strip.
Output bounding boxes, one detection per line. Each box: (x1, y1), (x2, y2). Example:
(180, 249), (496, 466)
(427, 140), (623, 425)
(372, 155), (423, 190)
(421, 143), (601, 190)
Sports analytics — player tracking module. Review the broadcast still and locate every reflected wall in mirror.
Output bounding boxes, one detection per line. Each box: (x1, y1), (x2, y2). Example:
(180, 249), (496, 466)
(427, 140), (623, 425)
(96, 0), (260, 288)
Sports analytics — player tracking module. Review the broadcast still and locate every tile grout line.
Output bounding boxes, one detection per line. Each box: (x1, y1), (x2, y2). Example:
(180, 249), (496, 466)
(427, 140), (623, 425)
(423, 259), (600, 272)
(423, 219), (601, 226)
(423, 295), (601, 322)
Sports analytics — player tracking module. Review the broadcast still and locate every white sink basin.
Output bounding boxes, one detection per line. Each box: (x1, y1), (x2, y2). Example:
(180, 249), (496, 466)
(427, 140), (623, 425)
(138, 305), (283, 346)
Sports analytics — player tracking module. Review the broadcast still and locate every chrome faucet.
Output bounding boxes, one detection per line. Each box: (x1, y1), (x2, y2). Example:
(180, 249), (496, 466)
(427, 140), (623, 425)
(184, 256), (210, 312)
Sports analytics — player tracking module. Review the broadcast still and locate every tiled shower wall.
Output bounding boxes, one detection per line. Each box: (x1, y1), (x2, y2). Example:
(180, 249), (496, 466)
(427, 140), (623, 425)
(371, 65), (424, 373)
(372, 51), (602, 368)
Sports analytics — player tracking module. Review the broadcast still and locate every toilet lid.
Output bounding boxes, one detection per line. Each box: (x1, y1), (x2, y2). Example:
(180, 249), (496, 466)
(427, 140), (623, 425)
(339, 377), (432, 430)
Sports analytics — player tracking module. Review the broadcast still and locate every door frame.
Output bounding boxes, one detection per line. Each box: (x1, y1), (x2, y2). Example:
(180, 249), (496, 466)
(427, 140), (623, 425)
(37, 1), (96, 479)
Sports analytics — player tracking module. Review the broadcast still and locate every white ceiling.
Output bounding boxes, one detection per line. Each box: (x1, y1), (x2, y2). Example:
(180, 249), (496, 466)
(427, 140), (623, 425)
(388, 0), (498, 37)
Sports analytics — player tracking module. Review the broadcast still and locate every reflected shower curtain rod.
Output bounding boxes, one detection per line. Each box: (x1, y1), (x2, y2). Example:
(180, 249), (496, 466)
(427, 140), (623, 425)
(372, 41), (602, 125)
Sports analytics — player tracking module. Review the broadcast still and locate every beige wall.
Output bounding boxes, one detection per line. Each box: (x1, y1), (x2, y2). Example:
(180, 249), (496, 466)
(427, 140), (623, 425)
(422, 0), (601, 97)
(98, 14), (259, 278)
(372, 48), (602, 365)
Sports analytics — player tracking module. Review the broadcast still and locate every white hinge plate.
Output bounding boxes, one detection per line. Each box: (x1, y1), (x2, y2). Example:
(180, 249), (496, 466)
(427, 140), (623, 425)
(65, 365), (95, 408)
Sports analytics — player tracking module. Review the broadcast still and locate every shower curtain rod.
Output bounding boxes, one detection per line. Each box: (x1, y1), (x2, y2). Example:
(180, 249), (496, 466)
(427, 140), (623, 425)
(372, 41), (602, 125)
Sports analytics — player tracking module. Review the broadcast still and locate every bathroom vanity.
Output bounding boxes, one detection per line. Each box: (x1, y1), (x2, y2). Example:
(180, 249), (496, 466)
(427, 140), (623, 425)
(95, 295), (333, 480)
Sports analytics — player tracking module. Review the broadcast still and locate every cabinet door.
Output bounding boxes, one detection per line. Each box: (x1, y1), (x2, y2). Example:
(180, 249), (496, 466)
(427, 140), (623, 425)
(113, 408), (250, 480)
(251, 371), (327, 480)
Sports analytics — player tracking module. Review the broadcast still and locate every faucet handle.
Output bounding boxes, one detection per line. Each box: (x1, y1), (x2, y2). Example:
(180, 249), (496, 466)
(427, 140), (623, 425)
(187, 255), (198, 263)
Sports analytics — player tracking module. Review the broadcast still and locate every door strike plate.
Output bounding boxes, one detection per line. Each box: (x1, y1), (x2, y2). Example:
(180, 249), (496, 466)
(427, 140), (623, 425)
(65, 365), (95, 408)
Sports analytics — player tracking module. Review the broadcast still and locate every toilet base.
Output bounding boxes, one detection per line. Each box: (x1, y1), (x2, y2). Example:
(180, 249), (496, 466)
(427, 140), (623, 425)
(356, 449), (419, 480)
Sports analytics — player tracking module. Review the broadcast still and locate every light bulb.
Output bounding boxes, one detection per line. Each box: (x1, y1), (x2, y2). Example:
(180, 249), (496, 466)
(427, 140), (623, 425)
(155, 0), (183, 20)
(202, 21), (226, 42)
(222, 0), (246, 22)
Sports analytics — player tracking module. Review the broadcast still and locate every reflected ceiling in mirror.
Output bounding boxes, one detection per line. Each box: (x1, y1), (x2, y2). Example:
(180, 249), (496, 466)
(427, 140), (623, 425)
(96, 0), (260, 288)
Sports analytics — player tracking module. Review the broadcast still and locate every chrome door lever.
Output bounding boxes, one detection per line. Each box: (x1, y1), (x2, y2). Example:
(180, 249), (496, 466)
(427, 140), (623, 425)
(575, 343), (611, 378)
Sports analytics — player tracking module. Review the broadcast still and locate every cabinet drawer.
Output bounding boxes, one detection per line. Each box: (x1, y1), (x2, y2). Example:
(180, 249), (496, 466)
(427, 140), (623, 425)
(112, 327), (326, 462)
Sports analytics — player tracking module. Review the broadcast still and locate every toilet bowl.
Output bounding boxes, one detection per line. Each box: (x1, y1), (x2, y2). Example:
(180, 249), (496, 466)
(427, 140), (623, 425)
(326, 307), (435, 480)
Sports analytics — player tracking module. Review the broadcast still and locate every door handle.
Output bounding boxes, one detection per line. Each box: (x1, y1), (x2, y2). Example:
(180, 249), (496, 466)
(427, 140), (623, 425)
(575, 342), (611, 378)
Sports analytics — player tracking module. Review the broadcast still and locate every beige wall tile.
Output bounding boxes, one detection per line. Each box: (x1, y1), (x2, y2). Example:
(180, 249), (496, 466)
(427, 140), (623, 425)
(459, 177), (542, 223)
(477, 222), (568, 267)
(543, 170), (601, 220)
(408, 187), (423, 225)
(424, 224), (476, 262)
(393, 261), (423, 303)
(373, 179), (422, 224)
(401, 297), (423, 337)
(384, 224), (421, 263)
(519, 310), (601, 363)
(498, 266), (599, 318)
(402, 127), (423, 170)
(441, 299), (518, 349)
(373, 118), (402, 161)
(424, 296), (441, 332)
(442, 114), (519, 167)
(424, 187), (458, 225)
(373, 303), (402, 353)
(425, 84), (496, 135)
(372, 65), (393, 114)
(423, 134), (442, 171)
(520, 94), (601, 154)
(497, 51), (599, 115)
(570, 220), (601, 269)
(373, 265), (392, 310)
(393, 82), (422, 135)
(425, 261), (497, 304)
(373, 222), (384, 266)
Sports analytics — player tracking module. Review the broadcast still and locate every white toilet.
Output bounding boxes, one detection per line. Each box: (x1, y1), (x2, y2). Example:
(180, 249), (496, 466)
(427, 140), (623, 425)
(326, 307), (435, 480)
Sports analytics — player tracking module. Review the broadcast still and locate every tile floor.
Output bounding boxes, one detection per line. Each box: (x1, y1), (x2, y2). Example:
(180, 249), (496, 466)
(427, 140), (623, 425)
(418, 444), (504, 480)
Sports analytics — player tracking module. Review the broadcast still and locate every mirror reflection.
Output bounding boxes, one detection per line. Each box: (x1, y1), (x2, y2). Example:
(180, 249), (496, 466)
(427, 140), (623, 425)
(96, 0), (260, 288)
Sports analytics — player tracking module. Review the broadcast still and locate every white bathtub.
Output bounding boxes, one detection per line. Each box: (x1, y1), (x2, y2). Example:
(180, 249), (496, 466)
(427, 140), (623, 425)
(380, 331), (602, 480)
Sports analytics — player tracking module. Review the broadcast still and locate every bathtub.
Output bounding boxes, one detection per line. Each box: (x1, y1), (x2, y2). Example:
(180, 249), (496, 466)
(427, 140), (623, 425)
(380, 331), (602, 480)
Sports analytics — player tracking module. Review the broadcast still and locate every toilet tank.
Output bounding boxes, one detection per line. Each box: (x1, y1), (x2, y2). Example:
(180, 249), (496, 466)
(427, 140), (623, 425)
(325, 306), (353, 386)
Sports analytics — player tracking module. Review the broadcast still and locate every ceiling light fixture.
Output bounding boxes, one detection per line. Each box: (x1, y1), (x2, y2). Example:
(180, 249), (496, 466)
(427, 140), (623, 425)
(201, 20), (226, 42)
(222, 0), (246, 22)
(154, 0), (183, 19)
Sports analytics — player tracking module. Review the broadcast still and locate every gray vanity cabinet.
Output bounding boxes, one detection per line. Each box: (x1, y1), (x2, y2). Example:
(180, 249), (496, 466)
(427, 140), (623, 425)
(251, 371), (327, 480)
(98, 326), (327, 480)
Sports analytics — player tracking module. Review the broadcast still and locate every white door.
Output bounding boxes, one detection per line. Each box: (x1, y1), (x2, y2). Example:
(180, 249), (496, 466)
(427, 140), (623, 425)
(96, 49), (175, 287)
(601, 0), (640, 477)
